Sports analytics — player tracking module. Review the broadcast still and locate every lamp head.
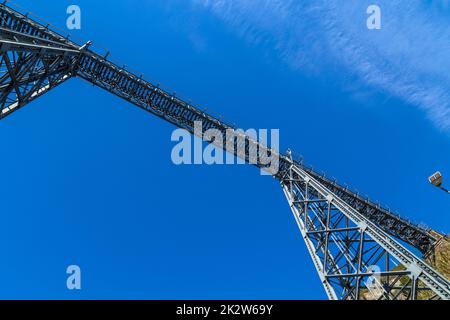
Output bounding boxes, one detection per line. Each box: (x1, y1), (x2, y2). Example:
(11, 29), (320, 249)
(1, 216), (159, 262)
(429, 171), (443, 188)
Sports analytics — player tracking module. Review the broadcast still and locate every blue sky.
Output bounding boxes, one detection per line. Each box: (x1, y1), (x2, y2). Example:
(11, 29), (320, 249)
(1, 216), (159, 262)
(0, 0), (449, 299)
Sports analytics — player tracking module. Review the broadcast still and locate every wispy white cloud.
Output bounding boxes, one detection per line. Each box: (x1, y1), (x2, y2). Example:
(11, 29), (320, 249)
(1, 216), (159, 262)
(193, 0), (450, 130)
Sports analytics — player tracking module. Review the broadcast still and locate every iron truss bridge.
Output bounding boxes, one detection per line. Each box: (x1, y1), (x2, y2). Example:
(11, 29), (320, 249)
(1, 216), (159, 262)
(1, 2), (449, 300)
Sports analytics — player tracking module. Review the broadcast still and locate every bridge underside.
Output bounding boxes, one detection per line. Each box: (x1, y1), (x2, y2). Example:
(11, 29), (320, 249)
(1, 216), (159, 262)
(1, 2), (449, 300)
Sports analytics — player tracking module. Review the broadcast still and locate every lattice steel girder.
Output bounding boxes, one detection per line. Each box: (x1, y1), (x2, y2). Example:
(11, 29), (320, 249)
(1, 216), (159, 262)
(0, 42), (78, 118)
(0, 1), (438, 254)
(301, 167), (437, 254)
(77, 50), (437, 253)
(0, 3), (79, 50)
(280, 158), (450, 300)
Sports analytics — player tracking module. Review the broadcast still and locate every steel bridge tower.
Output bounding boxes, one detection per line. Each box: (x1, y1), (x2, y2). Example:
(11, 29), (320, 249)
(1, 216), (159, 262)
(1, 3), (449, 300)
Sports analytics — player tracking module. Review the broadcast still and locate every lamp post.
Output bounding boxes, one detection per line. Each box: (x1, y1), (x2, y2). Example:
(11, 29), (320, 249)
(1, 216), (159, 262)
(429, 171), (450, 194)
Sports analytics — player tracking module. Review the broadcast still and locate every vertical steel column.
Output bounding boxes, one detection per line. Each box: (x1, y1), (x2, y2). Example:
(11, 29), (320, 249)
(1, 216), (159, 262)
(280, 158), (450, 300)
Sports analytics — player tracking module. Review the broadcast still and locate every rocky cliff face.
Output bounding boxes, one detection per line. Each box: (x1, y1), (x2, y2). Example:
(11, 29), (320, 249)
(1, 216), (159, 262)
(426, 232), (450, 280)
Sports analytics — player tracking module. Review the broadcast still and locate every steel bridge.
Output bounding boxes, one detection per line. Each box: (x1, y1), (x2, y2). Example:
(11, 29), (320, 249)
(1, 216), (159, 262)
(1, 2), (449, 300)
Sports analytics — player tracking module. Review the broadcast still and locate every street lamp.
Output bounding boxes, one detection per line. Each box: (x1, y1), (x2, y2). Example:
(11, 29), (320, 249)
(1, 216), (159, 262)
(429, 171), (450, 194)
